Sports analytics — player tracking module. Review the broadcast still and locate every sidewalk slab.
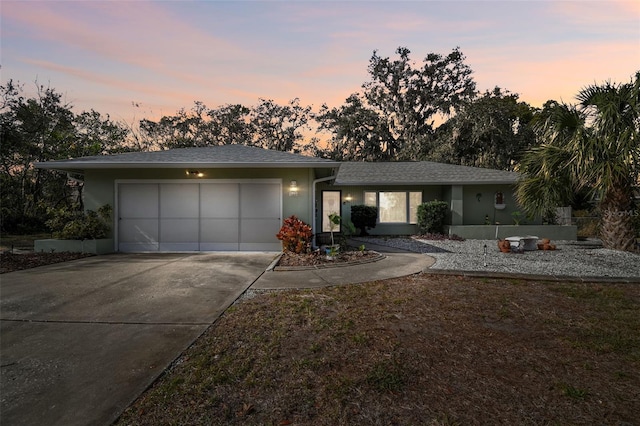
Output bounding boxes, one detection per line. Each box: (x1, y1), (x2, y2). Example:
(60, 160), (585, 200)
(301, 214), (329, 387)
(252, 253), (434, 289)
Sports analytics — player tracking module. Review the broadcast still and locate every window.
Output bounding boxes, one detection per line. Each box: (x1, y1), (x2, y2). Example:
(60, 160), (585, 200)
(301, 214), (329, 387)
(363, 191), (422, 224)
(409, 192), (422, 224)
(364, 191), (377, 207)
(380, 192), (406, 223)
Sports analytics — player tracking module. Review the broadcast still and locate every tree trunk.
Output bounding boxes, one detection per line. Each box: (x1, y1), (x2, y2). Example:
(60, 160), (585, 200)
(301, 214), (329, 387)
(599, 187), (636, 251)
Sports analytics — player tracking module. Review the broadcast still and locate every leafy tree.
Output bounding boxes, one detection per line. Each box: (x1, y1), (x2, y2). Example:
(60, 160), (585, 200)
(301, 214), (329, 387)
(0, 81), (130, 232)
(207, 104), (254, 146)
(429, 87), (537, 170)
(317, 47), (476, 160)
(316, 94), (389, 161)
(363, 47), (476, 159)
(252, 98), (311, 152)
(516, 73), (640, 251)
(139, 99), (312, 152)
(1, 81), (76, 231)
(139, 102), (212, 149)
(74, 110), (131, 156)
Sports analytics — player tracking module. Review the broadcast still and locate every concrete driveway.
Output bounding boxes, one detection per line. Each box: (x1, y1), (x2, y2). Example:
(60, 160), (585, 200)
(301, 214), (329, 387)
(0, 252), (277, 426)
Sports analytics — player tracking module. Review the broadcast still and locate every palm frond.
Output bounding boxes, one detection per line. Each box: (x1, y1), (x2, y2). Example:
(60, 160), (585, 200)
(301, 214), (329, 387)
(523, 72), (640, 249)
(516, 144), (574, 217)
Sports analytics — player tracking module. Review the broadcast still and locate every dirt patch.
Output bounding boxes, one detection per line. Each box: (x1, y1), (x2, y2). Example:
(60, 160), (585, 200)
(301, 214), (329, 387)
(0, 251), (93, 273)
(277, 249), (380, 269)
(117, 274), (640, 425)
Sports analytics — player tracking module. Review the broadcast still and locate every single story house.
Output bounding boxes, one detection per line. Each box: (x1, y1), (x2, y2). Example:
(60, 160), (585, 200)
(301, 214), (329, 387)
(35, 145), (576, 253)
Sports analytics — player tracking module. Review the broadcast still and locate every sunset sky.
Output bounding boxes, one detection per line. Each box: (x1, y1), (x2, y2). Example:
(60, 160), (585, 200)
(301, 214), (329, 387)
(2, 0), (639, 125)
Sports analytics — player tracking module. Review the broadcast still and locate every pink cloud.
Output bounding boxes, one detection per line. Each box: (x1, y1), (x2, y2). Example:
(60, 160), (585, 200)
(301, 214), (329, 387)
(3, 1), (245, 85)
(22, 58), (195, 102)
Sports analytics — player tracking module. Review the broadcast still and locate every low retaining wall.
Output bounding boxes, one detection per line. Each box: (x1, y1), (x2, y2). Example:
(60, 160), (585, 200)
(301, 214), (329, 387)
(34, 239), (115, 254)
(446, 225), (578, 240)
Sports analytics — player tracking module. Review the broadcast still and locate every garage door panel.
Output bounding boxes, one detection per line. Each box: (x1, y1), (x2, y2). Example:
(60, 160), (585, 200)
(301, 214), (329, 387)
(201, 184), (239, 217)
(240, 218), (281, 243)
(160, 219), (199, 242)
(159, 212), (199, 251)
(160, 184), (199, 218)
(119, 219), (159, 242)
(200, 219), (239, 243)
(241, 183), (280, 219)
(118, 219), (159, 252)
(119, 184), (158, 218)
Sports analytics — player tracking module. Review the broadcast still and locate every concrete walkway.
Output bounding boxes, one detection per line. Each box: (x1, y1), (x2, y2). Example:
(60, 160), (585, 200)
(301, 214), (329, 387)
(252, 239), (435, 290)
(253, 252), (434, 289)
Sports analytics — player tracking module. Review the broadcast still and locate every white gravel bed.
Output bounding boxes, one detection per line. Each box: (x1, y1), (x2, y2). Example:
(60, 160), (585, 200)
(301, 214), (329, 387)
(355, 237), (640, 279)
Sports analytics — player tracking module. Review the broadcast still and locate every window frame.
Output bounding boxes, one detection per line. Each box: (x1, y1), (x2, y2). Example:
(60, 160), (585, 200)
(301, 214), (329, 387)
(363, 190), (422, 224)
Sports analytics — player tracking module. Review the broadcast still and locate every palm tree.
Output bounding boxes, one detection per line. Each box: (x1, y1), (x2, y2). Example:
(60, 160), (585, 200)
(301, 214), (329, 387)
(516, 72), (640, 251)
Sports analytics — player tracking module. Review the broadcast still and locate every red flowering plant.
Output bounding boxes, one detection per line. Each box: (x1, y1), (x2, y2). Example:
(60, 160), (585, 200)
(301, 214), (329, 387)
(276, 215), (312, 254)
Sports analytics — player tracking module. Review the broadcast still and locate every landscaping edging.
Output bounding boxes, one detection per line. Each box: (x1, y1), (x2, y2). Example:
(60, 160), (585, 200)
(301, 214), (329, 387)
(273, 251), (386, 271)
(425, 268), (640, 284)
(34, 238), (114, 254)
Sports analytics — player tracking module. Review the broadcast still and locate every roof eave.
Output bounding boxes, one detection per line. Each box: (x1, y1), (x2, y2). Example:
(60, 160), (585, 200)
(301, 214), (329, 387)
(35, 161), (341, 170)
(334, 180), (518, 186)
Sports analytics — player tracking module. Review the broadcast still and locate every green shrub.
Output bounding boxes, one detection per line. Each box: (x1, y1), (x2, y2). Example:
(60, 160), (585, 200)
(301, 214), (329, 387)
(276, 215), (312, 253)
(342, 219), (357, 236)
(46, 204), (112, 240)
(417, 201), (449, 234)
(350, 205), (378, 236)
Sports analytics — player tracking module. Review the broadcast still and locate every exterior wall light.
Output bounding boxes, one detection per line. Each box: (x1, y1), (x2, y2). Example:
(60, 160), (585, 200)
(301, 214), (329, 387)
(289, 180), (299, 197)
(186, 170), (204, 178)
(343, 193), (353, 204)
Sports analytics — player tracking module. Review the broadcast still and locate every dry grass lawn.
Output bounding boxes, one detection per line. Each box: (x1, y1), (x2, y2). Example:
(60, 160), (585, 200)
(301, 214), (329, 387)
(117, 274), (640, 425)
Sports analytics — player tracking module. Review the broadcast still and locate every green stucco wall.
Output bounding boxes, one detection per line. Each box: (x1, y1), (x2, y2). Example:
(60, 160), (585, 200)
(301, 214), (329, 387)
(315, 183), (534, 235)
(83, 167), (329, 238)
(462, 185), (541, 226)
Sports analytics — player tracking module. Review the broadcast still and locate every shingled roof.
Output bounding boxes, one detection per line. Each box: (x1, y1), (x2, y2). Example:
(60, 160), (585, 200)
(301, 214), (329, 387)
(334, 162), (519, 185)
(36, 146), (519, 185)
(35, 145), (340, 171)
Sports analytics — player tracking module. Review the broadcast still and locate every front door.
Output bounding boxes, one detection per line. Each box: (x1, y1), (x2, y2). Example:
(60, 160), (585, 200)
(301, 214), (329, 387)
(321, 190), (341, 232)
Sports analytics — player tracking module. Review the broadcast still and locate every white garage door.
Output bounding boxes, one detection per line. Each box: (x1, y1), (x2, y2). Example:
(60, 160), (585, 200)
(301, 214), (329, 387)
(117, 181), (282, 252)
